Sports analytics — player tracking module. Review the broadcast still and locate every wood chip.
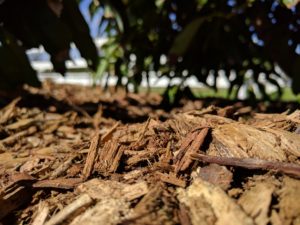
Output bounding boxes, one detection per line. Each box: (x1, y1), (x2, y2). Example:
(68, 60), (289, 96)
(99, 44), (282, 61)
(1, 85), (300, 224)
(45, 194), (93, 225)
(94, 140), (123, 174)
(76, 179), (149, 201)
(32, 202), (50, 225)
(82, 131), (101, 180)
(102, 121), (120, 142)
(209, 123), (300, 160)
(6, 118), (37, 131)
(137, 117), (151, 142)
(278, 177), (300, 225)
(198, 164), (233, 190)
(238, 181), (275, 225)
(0, 126), (37, 146)
(177, 179), (254, 225)
(0, 97), (21, 125)
(178, 203), (192, 225)
(157, 172), (186, 187)
(0, 185), (31, 219)
(50, 155), (77, 179)
(175, 127), (209, 173)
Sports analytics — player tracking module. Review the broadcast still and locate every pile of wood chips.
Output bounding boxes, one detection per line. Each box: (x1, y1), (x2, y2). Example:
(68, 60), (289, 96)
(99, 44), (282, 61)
(0, 83), (300, 225)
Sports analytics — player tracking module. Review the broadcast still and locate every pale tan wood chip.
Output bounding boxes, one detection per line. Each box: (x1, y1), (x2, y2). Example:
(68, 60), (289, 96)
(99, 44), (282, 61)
(45, 194), (93, 225)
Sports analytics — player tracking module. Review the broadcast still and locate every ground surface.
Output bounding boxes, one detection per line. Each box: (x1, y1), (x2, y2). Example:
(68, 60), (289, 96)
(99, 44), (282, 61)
(0, 82), (300, 225)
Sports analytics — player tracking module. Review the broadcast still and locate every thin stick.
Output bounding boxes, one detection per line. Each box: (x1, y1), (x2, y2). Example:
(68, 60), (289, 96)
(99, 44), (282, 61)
(138, 117), (151, 142)
(33, 178), (83, 189)
(102, 121), (120, 142)
(190, 153), (300, 178)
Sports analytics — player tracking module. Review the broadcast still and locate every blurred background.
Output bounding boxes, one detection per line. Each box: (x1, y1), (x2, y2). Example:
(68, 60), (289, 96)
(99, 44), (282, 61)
(0, 0), (299, 102)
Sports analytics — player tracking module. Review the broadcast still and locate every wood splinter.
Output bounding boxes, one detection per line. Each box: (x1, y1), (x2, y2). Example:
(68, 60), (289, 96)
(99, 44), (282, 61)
(190, 153), (300, 178)
(82, 131), (101, 180)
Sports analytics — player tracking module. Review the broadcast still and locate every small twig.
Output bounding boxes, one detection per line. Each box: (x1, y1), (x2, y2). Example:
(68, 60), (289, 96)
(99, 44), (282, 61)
(156, 172), (186, 187)
(93, 104), (103, 130)
(0, 126), (37, 146)
(66, 99), (93, 120)
(102, 121), (120, 142)
(33, 178), (83, 190)
(190, 153), (300, 178)
(0, 97), (21, 125)
(50, 155), (77, 179)
(137, 117), (151, 142)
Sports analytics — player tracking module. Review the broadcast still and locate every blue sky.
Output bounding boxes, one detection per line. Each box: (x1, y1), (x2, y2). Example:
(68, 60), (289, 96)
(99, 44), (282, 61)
(79, 0), (105, 38)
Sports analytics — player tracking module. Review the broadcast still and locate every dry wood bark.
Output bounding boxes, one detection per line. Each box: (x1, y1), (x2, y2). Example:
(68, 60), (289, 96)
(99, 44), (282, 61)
(208, 123), (300, 160)
(197, 164), (233, 190)
(0, 173), (36, 219)
(94, 140), (123, 174)
(0, 97), (21, 124)
(175, 127), (209, 173)
(277, 177), (300, 225)
(70, 179), (150, 225)
(0, 185), (32, 219)
(238, 181), (275, 225)
(76, 179), (149, 201)
(177, 178), (254, 225)
(33, 178), (83, 189)
(101, 121), (120, 142)
(70, 199), (131, 225)
(178, 203), (192, 225)
(1, 84), (300, 224)
(44, 194), (93, 225)
(156, 172), (186, 187)
(0, 126), (37, 146)
(31, 202), (50, 225)
(82, 132), (101, 180)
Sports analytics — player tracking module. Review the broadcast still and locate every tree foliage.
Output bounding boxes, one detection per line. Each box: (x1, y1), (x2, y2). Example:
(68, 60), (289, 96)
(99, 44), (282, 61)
(0, 0), (98, 89)
(0, 0), (299, 101)
(93, 0), (300, 99)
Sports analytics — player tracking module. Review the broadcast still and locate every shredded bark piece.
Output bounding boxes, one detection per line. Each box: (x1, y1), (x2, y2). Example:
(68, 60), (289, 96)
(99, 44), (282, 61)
(82, 132), (101, 180)
(33, 178), (83, 189)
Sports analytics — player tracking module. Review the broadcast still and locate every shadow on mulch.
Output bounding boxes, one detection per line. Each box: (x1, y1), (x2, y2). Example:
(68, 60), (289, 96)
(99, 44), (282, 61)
(0, 86), (299, 124)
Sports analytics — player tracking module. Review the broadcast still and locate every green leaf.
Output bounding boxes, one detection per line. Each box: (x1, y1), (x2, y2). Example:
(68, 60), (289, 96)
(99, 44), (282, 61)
(95, 58), (109, 81)
(169, 17), (204, 57)
(94, 43), (119, 81)
(155, 0), (165, 9)
(102, 1), (125, 33)
(281, 0), (299, 8)
(197, 0), (208, 7)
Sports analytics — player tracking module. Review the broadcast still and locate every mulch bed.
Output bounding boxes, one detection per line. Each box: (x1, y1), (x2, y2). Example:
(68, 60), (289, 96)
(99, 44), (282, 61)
(0, 82), (300, 225)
